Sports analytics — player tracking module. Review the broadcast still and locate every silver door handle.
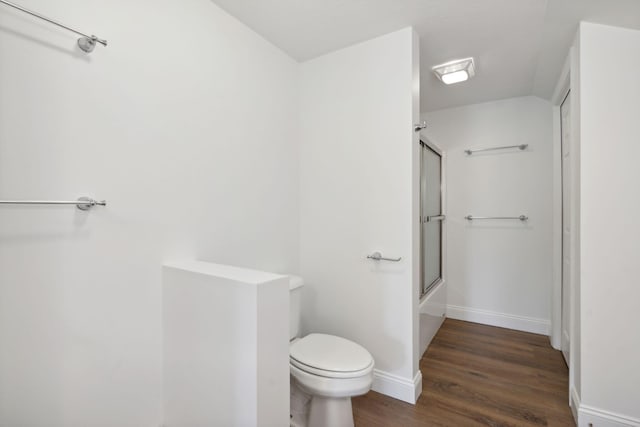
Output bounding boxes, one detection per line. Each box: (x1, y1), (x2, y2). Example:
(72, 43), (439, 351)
(367, 252), (401, 262)
(424, 215), (446, 223)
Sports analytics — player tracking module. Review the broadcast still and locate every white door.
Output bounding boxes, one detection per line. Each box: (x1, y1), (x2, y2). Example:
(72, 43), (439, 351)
(561, 91), (571, 365)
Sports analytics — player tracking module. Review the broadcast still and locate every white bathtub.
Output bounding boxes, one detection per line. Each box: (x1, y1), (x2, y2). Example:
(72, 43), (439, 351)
(419, 281), (447, 357)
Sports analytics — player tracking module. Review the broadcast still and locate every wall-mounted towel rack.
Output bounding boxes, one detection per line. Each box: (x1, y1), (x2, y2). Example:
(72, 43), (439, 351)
(0, 0), (107, 53)
(465, 215), (528, 221)
(0, 197), (107, 211)
(367, 252), (401, 262)
(465, 144), (528, 155)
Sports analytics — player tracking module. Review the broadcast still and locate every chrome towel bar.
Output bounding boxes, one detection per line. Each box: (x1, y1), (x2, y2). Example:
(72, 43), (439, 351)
(0, 0), (107, 52)
(465, 144), (528, 155)
(367, 252), (401, 262)
(465, 215), (528, 221)
(0, 197), (107, 211)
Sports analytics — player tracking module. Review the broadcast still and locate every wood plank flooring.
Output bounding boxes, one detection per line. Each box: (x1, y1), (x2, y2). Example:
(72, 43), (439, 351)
(352, 319), (574, 426)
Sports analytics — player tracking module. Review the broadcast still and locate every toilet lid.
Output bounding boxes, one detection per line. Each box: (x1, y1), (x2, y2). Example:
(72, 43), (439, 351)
(290, 333), (373, 373)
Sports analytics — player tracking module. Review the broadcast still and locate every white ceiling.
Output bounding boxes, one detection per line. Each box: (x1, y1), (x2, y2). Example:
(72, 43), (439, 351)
(211, 0), (640, 112)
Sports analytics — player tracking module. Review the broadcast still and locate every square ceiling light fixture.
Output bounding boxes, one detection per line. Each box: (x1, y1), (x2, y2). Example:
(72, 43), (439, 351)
(432, 57), (476, 85)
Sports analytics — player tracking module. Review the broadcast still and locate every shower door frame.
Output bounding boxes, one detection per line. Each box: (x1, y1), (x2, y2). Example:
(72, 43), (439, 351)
(419, 138), (445, 299)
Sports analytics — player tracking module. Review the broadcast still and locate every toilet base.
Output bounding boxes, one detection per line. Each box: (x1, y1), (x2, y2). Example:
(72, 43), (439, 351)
(290, 379), (311, 427)
(308, 396), (354, 427)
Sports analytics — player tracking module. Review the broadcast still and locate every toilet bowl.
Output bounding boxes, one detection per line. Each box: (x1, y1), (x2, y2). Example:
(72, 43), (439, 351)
(290, 334), (374, 427)
(289, 277), (374, 427)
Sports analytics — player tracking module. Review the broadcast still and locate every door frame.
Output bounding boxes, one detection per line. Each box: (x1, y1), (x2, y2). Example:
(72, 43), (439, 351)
(559, 90), (571, 365)
(550, 50), (572, 351)
(419, 138), (446, 300)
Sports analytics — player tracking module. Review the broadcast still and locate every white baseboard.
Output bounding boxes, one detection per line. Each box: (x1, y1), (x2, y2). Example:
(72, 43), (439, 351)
(371, 369), (422, 404)
(571, 386), (640, 426)
(579, 405), (640, 427)
(570, 386), (580, 424)
(446, 304), (550, 335)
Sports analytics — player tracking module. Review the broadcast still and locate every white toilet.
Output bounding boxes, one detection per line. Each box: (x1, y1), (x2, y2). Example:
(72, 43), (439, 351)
(289, 276), (374, 427)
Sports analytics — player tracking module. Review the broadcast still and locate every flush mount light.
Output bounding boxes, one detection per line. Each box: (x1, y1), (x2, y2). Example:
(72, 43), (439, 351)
(432, 57), (476, 85)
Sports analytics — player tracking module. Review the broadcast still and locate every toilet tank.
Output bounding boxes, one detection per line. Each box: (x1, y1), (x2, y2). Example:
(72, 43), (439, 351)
(289, 276), (304, 340)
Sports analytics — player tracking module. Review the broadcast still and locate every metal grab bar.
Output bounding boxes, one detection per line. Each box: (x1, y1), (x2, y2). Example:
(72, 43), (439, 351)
(0, 197), (107, 211)
(367, 252), (401, 262)
(465, 215), (528, 221)
(0, 0), (107, 52)
(465, 144), (528, 155)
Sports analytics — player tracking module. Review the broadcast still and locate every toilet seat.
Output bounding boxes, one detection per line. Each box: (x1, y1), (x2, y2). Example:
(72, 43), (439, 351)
(290, 357), (374, 379)
(289, 333), (374, 379)
(290, 361), (373, 398)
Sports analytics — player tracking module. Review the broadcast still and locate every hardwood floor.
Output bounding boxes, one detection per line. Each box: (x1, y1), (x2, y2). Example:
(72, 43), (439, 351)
(352, 319), (574, 426)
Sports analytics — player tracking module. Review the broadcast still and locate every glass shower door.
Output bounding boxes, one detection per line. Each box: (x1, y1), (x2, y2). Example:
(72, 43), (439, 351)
(421, 142), (443, 297)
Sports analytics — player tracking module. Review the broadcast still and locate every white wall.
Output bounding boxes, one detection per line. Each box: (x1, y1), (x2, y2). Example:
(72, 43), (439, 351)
(575, 22), (640, 425)
(0, 1), (299, 425)
(163, 262), (289, 427)
(299, 28), (422, 403)
(422, 96), (554, 334)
